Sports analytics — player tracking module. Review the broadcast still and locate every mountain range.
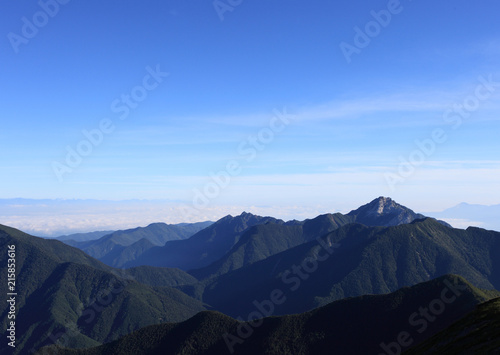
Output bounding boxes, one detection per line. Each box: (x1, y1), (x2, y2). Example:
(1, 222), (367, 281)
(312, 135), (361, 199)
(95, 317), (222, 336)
(55, 231), (115, 243)
(65, 197), (450, 270)
(1, 197), (499, 354)
(62, 221), (213, 268)
(192, 218), (500, 318)
(190, 198), (450, 281)
(86, 213), (285, 269)
(39, 275), (499, 355)
(0, 225), (207, 354)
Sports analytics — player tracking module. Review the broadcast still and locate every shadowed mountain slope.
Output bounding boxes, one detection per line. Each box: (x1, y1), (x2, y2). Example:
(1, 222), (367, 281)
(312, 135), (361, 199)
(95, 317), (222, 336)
(190, 213), (351, 280)
(40, 275), (498, 355)
(123, 212), (285, 270)
(404, 297), (500, 354)
(64, 221), (212, 268)
(197, 218), (500, 318)
(0, 225), (206, 355)
(126, 197), (449, 273)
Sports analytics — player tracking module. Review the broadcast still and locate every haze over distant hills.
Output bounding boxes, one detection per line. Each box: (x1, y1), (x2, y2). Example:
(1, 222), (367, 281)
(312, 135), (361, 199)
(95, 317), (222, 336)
(63, 221), (213, 268)
(96, 197), (450, 270)
(427, 202), (500, 232)
(0, 199), (218, 237)
(0, 199), (326, 237)
(55, 231), (115, 243)
(2, 197), (500, 354)
(2, 197), (497, 238)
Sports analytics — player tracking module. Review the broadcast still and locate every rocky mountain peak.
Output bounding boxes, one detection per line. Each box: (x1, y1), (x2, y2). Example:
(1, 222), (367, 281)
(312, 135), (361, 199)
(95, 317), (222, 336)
(347, 197), (425, 227)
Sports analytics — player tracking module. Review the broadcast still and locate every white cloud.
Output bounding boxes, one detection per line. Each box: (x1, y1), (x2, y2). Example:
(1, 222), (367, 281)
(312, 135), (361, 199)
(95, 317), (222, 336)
(0, 200), (335, 237)
(430, 218), (484, 230)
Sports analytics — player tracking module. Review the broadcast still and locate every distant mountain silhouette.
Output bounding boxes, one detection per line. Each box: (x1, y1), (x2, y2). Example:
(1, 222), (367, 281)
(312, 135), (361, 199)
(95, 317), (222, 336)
(118, 197), (449, 271)
(63, 221), (212, 267)
(123, 212), (284, 270)
(55, 230), (115, 243)
(190, 213), (351, 280)
(428, 202), (500, 232)
(3, 197), (497, 354)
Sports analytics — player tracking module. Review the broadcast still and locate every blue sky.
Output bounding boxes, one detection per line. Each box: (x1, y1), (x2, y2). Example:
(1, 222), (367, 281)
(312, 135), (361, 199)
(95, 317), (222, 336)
(1, 0), (500, 229)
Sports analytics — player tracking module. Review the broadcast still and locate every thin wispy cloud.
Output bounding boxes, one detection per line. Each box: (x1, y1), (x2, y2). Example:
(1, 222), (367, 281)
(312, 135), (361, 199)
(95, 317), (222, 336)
(294, 85), (500, 124)
(2, 1), (499, 227)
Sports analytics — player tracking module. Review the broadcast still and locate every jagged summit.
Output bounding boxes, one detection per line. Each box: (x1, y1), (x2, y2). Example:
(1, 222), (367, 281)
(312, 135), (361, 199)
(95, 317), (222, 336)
(355, 196), (411, 215)
(347, 196), (427, 227)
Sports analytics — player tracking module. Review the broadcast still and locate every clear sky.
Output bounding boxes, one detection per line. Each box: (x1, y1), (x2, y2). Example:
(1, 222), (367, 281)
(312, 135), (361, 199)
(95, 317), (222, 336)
(1, 0), (500, 229)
